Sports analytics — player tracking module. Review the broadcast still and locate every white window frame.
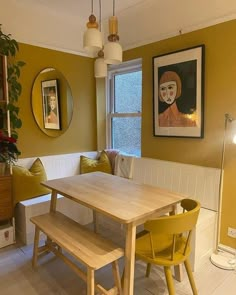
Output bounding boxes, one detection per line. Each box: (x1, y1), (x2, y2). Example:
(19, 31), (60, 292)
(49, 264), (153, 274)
(106, 58), (142, 152)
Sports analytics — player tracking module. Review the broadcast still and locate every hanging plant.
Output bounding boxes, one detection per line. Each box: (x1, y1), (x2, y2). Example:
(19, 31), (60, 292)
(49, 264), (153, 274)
(0, 24), (25, 140)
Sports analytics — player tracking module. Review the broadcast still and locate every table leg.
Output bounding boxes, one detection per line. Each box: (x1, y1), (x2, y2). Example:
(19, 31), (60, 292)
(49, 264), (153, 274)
(92, 210), (98, 233)
(50, 190), (58, 212)
(32, 226), (40, 268)
(87, 268), (95, 295)
(174, 264), (183, 282)
(123, 223), (136, 295)
(47, 190), (58, 245)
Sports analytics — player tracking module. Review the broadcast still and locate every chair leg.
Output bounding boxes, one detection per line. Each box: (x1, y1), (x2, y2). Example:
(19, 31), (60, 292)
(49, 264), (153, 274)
(146, 263), (152, 277)
(32, 226), (40, 268)
(164, 266), (175, 295)
(184, 259), (198, 295)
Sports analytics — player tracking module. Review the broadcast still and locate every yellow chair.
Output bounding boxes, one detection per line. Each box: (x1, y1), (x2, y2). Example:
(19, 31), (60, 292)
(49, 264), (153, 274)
(135, 198), (201, 295)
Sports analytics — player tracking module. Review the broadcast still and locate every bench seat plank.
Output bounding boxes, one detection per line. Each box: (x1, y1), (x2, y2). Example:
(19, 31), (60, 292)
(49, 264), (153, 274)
(30, 212), (124, 270)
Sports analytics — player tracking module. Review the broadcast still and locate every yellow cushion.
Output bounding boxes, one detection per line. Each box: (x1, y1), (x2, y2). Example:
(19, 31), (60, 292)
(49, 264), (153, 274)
(80, 150), (112, 175)
(12, 158), (51, 205)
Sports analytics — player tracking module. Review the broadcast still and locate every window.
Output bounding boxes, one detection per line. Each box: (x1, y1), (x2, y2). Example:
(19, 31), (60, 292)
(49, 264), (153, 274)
(107, 59), (142, 156)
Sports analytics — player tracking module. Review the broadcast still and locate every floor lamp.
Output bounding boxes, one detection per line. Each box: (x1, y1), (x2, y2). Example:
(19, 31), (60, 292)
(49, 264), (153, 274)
(211, 113), (236, 270)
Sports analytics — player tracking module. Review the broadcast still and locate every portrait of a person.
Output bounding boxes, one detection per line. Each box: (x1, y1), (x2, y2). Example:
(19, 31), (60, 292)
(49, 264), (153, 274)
(46, 90), (58, 124)
(42, 79), (60, 130)
(158, 71), (196, 127)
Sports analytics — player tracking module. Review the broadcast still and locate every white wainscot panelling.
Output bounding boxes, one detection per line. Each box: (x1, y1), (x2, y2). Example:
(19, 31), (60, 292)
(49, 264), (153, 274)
(132, 157), (220, 211)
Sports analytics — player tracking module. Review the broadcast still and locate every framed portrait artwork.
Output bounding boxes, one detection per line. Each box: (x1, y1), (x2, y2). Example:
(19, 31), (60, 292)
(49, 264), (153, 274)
(41, 79), (61, 130)
(153, 45), (205, 138)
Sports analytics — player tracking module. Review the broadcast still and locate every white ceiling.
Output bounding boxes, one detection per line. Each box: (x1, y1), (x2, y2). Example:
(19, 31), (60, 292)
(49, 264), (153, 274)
(1, 0), (236, 57)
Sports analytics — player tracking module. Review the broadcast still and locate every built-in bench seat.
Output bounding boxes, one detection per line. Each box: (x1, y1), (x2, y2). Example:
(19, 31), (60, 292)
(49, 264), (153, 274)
(31, 211), (124, 295)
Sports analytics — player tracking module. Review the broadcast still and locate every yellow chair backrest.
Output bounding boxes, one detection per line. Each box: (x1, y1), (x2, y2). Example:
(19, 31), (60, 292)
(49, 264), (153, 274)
(141, 199), (200, 260)
(144, 199), (200, 235)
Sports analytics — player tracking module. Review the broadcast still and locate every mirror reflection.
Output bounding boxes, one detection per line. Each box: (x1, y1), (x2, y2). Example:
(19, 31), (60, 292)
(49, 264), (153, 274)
(31, 68), (73, 137)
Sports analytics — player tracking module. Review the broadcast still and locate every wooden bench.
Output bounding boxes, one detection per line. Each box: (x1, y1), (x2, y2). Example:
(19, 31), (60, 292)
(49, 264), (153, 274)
(30, 212), (124, 295)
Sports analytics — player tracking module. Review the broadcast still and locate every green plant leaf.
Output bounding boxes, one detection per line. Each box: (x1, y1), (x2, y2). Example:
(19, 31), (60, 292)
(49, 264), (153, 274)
(17, 61), (25, 67)
(0, 25), (25, 149)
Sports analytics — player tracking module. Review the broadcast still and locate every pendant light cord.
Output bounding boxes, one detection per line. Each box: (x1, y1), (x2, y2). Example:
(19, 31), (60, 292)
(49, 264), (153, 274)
(99, 0), (101, 31)
(113, 0), (115, 16)
(91, 0), (94, 14)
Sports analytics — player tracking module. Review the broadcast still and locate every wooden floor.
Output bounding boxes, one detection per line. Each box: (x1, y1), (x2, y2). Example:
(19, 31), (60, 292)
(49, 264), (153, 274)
(0, 228), (235, 295)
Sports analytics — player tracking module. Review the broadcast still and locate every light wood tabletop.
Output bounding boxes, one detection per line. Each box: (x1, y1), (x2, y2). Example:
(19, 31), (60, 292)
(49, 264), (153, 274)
(42, 172), (185, 295)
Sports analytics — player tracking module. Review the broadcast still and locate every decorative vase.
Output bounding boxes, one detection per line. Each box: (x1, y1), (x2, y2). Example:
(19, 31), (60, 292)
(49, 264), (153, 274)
(0, 162), (6, 175)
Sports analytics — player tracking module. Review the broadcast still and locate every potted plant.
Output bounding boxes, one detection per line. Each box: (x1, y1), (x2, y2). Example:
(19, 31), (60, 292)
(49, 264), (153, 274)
(0, 130), (20, 173)
(0, 24), (25, 140)
(0, 25), (25, 171)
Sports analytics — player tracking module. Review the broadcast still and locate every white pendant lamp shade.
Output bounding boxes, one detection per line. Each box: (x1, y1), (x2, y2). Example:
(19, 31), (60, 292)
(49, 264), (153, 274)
(103, 12), (122, 64)
(83, 0), (102, 54)
(84, 23), (102, 53)
(83, 27), (102, 53)
(94, 57), (107, 78)
(104, 41), (122, 64)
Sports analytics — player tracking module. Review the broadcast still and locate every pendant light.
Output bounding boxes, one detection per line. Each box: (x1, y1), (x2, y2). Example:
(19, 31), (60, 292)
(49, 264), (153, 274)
(83, 0), (103, 53)
(94, 50), (107, 78)
(94, 0), (107, 78)
(104, 0), (122, 64)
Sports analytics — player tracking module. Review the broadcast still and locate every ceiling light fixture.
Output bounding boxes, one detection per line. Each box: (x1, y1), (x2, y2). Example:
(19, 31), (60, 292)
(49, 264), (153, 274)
(104, 0), (122, 64)
(83, 0), (103, 53)
(94, 49), (107, 78)
(94, 0), (107, 78)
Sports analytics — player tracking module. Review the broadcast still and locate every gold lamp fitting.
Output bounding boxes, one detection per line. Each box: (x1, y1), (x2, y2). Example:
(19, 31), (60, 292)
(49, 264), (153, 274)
(107, 16), (119, 42)
(97, 49), (104, 58)
(87, 14), (99, 29)
(109, 16), (118, 35)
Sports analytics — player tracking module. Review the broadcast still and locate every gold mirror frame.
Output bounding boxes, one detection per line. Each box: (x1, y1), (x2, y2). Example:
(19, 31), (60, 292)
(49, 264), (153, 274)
(31, 68), (73, 137)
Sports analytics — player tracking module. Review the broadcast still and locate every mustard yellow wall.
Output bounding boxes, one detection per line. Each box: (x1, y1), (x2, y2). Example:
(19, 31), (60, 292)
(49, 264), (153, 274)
(123, 20), (236, 248)
(16, 43), (97, 157)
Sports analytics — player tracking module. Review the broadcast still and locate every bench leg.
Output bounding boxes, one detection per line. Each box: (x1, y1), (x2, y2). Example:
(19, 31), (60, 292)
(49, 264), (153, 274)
(32, 226), (40, 268)
(112, 260), (122, 295)
(87, 268), (95, 295)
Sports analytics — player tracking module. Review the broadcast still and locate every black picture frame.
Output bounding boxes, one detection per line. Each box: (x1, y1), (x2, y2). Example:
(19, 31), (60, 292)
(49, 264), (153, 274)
(153, 45), (205, 138)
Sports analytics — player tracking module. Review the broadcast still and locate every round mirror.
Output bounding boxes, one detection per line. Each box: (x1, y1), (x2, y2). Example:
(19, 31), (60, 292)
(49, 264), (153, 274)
(31, 68), (73, 137)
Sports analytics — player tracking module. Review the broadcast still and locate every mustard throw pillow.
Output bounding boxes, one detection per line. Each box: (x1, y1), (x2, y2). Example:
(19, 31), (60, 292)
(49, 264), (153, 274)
(12, 158), (51, 205)
(80, 150), (112, 175)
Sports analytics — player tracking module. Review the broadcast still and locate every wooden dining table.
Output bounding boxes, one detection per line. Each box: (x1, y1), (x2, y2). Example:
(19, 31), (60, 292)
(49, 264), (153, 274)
(42, 171), (185, 295)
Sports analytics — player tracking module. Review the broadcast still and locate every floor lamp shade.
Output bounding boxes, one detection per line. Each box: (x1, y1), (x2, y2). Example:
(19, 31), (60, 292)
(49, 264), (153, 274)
(83, 28), (103, 53)
(94, 57), (107, 78)
(104, 41), (122, 64)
